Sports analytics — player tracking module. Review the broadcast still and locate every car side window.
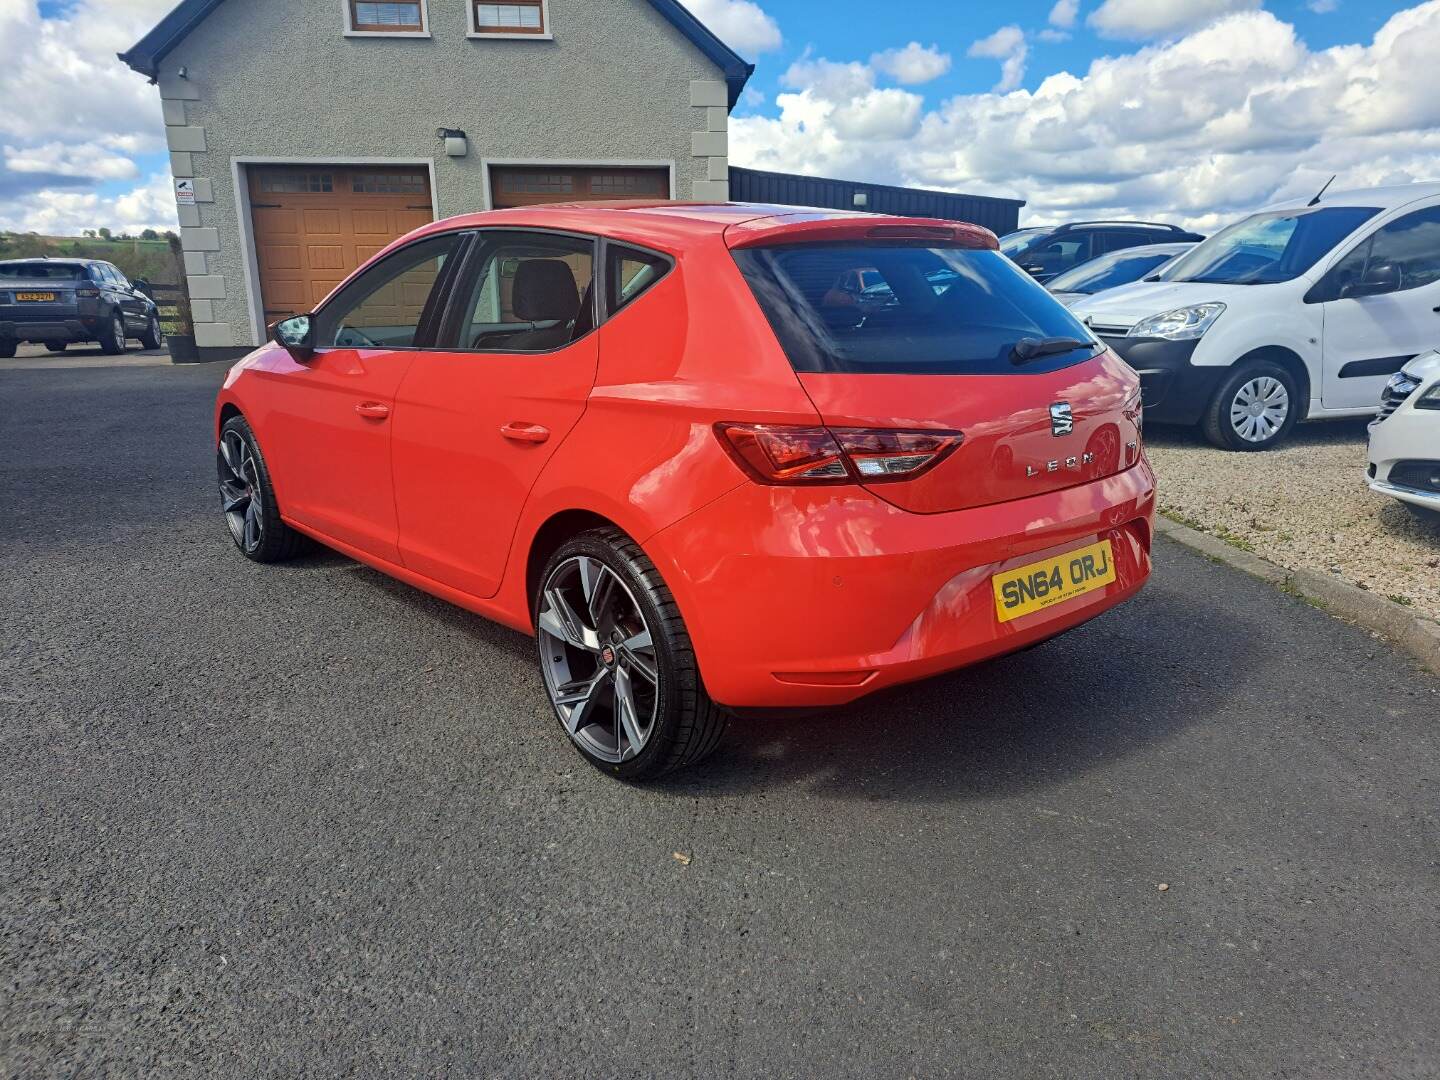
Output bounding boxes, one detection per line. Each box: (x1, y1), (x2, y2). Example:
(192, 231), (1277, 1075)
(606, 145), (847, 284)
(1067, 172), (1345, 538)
(1096, 231), (1147, 255)
(606, 244), (671, 315)
(1023, 234), (1089, 275)
(313, 233), (458, 349)
(1326, 205), (1440, 296)
(88, 265), (109, 285)
(451, 231), (595, 353)
(106, 264), (130, 287)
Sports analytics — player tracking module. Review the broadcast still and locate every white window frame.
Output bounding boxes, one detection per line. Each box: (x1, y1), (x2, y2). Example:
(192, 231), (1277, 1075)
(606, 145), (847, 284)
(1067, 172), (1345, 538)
(467, 0), (553, 40)
(343, 0), (431, 38)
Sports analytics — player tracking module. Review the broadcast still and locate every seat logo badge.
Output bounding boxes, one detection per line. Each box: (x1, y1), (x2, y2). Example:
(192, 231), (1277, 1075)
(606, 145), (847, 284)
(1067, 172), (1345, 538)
(1027, 452), (1094, 478)
(1050, 402), (1074, 437)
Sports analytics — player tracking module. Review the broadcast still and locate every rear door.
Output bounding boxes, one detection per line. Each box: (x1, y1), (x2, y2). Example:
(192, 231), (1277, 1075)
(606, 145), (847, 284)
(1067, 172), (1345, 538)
(730, 240), (1142, 515)
(1316, 201), (1440, 410)
(391, 228), (599, 598)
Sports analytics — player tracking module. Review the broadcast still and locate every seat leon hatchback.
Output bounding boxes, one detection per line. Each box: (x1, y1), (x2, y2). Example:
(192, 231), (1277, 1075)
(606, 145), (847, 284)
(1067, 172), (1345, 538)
(217, 202), (1155, 779)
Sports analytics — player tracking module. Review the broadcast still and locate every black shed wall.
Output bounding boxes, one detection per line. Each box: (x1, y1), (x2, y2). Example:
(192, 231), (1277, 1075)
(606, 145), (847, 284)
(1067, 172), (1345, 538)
(728, 167), (1025, 235)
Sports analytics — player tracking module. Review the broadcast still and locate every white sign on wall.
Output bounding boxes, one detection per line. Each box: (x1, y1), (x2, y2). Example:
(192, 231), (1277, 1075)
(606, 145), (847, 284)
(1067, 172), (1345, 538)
(175, 178), (196, 205)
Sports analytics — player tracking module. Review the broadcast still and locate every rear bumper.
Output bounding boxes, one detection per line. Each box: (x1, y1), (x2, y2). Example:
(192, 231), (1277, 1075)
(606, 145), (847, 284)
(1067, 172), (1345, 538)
(0, 317), (93, 343)
(645, 462), (1156, 708)
(1102, 336), (1221, 426)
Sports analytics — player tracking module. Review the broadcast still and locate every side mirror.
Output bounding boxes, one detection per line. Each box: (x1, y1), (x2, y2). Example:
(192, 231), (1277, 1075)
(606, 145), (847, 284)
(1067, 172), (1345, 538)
(132, 277), (153, 298)
(273, 314), (315, 359)
(1342, 262), (1401, 299)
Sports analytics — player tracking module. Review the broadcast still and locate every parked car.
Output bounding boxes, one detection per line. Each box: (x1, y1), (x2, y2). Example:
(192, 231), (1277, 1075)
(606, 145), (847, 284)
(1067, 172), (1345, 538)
(1367, 349), (1440, 522)
(0, 258), (163, 357)
(999, 221), (1204, 283)
(1045, 242), (1197, 307)
(1072, 182), (1440, 450)
(216, 203), (1154, 780)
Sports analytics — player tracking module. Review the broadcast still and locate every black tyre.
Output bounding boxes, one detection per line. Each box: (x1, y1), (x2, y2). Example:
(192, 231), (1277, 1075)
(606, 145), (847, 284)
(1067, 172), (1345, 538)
(1201, 360), (1300, 451)
(98, 310), (127, 355)
(534, 527), (726, 780)
(0, 340), (16, 358)
(217, 415), (307, 562)
(44, 341), (68, 354)
(139, 313), (163, 350)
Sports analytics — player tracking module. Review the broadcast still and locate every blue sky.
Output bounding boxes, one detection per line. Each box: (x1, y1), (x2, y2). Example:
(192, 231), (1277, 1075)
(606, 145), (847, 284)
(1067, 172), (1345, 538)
(3, 0), (1439, 234)
(732, 0), (1415, 107)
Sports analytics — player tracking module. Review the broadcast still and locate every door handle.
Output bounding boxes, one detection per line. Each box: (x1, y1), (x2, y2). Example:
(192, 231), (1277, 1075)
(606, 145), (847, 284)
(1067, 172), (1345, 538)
(355, 401), (390, 419)
(500, 422), (550, 444)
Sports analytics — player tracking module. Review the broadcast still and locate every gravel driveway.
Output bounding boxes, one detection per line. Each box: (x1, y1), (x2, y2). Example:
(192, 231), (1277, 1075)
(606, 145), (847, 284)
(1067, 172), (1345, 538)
(1146, 419), (1440, 622)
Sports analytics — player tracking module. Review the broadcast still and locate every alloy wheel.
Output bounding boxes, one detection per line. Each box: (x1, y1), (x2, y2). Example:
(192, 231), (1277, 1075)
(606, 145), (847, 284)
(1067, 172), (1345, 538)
(537, 555), (659, 764)
(217, 431), (264, 553)
(1230, 376), (1290, 443)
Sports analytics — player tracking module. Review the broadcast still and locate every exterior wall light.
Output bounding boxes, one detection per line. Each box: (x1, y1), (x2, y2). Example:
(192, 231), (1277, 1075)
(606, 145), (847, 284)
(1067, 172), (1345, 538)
(437, 128), (468, 158)
(853, 191), (868, 208)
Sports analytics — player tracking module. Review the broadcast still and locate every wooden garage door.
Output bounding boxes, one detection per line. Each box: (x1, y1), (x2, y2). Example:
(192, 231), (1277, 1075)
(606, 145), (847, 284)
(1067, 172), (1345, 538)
(249, 165), (434, 325)
(489, 166), (670, 209)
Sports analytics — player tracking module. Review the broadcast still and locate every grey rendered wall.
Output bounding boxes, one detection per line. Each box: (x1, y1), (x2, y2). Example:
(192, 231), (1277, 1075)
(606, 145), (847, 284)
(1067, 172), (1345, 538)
(156, 0), (731, 349)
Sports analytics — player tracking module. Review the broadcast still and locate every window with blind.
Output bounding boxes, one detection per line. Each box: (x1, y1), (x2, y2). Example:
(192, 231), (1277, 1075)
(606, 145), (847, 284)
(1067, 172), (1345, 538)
(472, 0), (547, 35)
(348, 0), (425, 33)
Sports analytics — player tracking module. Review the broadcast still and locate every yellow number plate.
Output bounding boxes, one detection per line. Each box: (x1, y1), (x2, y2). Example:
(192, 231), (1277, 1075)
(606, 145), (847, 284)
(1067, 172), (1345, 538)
(16, 292), (56, 301)
(993, 539), (1116, 623)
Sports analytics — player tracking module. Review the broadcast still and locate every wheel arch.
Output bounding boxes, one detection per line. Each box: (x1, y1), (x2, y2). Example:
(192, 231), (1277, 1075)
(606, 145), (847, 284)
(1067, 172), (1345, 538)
(1232, 345), (1312, 420)
(217, 401), (243, 437)
(524, 509), (631, 612)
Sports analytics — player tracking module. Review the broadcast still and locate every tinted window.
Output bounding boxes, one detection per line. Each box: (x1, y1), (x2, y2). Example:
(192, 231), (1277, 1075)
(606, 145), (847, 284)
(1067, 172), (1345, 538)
(451, 231), (594, 353)
(998, 228), (1046, 258)
(733, 245), (1096, 375)
(314, 234), (457, 349)
(606, 244), (670, 315)
(1017, 234), (1090, 276)
(0, 263), (85, 280)
(105, 264), (129, 286)
(1165, 206), (1379, 285)
(1325, 205), (1440, 296)
(1046, 247), (1183, 295)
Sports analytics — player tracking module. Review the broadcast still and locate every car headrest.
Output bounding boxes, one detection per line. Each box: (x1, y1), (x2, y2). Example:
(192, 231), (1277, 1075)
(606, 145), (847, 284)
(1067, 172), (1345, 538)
(513, 260), (580, 323)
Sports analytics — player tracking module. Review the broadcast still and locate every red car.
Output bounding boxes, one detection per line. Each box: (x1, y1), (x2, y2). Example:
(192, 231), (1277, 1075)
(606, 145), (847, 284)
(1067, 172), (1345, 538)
(217, 202), (1154, 779)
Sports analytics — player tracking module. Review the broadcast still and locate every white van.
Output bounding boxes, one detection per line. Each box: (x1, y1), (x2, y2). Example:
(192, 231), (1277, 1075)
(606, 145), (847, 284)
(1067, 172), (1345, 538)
(1072, 182), (1440, 450)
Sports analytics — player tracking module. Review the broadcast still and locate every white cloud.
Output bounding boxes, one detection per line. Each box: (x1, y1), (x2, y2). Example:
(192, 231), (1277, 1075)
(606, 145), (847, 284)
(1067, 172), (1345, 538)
(683, 0), (781, 55)
(4, 141), (140, 181)
(0, 173), (178, 236)
(1089, 0), (1261, 39)
(1037, 28), (1072, 43)
(731, 4), (1440, 233)
(1049, 0), (1081, 28)
(967, 25), (1029, 93)
(871, 42), (952, 85)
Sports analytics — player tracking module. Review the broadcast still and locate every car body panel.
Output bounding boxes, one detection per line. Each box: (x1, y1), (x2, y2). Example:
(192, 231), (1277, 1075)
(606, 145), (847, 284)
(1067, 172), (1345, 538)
(1367, 350), (1440, 513)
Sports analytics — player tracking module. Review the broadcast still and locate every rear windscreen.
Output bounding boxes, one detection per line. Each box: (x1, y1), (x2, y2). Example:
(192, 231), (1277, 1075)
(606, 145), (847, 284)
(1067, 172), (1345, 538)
(732, 245), (1097, 375)
(0, 263), (84, 280)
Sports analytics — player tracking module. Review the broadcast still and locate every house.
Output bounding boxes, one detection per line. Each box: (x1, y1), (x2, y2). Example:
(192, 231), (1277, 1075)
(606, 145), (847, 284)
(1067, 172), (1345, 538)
(120, 0), (753, 360)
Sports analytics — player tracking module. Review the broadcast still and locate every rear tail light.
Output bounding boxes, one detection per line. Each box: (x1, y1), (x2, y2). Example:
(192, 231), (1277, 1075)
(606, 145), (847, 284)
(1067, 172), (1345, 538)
(715, 424), (963, 485)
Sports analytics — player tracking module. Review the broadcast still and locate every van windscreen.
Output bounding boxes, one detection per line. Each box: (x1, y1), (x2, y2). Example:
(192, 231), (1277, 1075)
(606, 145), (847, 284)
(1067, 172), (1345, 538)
(732, 245), (1098, 375)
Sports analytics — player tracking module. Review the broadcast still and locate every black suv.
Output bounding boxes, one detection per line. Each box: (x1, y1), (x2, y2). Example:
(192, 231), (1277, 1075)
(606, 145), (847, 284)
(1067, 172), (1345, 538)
(0, 258), (163, 357)
(999, 221), (1206, 284)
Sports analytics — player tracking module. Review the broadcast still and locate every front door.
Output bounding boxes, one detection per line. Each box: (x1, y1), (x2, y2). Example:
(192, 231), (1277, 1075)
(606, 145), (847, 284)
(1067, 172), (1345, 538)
(1319, 202), (1440, 410)
(392, 229), (599, 598)
(254, 232), (460, 562)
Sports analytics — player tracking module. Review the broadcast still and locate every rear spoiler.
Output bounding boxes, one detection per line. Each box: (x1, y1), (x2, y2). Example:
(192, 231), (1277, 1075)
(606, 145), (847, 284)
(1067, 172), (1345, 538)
(726, 214), (998, 250)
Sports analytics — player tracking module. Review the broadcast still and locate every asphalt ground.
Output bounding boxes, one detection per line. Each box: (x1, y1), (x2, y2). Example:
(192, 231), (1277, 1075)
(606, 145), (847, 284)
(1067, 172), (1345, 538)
(3, 350), (1437, 1078)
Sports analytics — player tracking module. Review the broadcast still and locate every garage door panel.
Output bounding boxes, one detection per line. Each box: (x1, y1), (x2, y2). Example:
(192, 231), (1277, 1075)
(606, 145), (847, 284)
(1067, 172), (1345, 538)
(351, 209), (392, 235)
(489, 166), (670, 209)
(395, 210), (433, 232)
(306, 245), (346, 271)
(249, 165), (434, 323)
(262, 245), (302, 270)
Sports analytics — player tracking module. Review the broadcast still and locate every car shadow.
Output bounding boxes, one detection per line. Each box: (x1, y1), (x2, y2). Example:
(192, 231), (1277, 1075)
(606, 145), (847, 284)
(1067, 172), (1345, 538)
(653, 578), (1257, 803)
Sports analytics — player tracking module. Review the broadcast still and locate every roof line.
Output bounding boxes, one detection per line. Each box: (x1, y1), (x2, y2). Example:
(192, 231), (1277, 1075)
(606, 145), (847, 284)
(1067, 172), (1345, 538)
(117, 0), (753, 105)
